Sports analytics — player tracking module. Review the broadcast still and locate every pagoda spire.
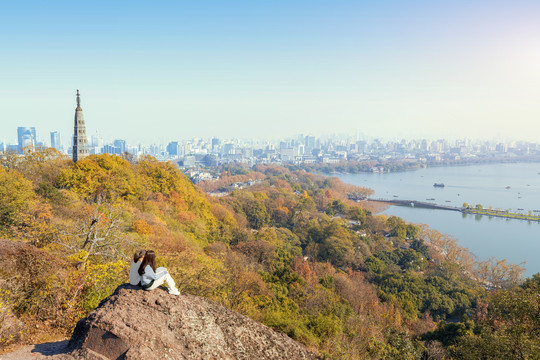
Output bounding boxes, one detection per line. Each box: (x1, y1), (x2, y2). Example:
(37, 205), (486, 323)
(72, 89), (89, 162)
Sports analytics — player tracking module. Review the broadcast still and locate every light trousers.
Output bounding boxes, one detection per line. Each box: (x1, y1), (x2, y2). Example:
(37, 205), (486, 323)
(145, 267), (178, 291)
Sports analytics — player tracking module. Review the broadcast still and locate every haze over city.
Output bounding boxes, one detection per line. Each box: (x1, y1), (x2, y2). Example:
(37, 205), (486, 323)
(1, 1), (540, 143)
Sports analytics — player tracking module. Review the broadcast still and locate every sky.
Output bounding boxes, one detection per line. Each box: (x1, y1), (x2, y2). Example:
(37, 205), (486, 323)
(1, 0), (540, 145)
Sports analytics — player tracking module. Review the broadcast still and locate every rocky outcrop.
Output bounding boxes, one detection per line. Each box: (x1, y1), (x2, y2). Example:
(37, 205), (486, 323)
(58, 284), (318, 360)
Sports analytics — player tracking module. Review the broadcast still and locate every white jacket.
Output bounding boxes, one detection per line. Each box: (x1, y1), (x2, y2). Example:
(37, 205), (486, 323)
(129, 261), (142, 285)
(140, 265), (168, 287)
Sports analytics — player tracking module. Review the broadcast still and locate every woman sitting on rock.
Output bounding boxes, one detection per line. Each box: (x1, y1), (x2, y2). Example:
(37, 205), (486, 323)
(138, 250), (180, 296)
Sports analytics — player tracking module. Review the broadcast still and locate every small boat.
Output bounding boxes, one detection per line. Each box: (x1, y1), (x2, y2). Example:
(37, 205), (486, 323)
(445, 200), (451, 203)
(433, 183), (445, 187)
(393, 195), (399, 198)
(505, 186), (511, 189)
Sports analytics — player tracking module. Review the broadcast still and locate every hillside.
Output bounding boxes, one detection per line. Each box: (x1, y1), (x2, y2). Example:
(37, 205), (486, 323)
(0, 149), (538, 359)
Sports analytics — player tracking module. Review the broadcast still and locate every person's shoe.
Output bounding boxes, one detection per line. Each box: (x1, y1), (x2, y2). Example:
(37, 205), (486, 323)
(169, 289), (180, 296)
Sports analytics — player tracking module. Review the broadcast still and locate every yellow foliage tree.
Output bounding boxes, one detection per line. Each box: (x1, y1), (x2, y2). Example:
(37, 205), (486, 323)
(0, 167), (36, 231)
(132, 219), (153, 235)
(59, 154), (141, 199)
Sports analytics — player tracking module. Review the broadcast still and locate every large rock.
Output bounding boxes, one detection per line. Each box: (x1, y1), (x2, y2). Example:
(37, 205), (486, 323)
(60, 284), (318, 360)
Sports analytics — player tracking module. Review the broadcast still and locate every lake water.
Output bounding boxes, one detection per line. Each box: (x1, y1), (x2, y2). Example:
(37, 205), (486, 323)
(336, 163), (540, 277)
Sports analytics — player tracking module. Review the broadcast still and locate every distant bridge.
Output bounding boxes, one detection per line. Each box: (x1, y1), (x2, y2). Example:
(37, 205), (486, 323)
(364, 198), (462, 211)
(359, 198), (540, 222)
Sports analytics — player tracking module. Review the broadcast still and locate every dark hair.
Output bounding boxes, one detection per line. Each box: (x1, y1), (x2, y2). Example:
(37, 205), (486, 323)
(133, 250), (146, 263)
(138, 250), (156, 276)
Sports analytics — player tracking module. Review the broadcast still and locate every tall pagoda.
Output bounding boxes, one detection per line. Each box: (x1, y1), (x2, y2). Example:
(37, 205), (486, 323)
(72, 89), (89, 162)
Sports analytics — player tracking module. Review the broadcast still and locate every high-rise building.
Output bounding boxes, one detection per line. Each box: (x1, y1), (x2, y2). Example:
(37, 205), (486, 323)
(17, 126), (36, 152)
(304, 135), (316, 153)
(90, 133), (104, 155)
(211, 137), (221, 152)
(102, 144), (118, 155)
(91, 133), (104, 148)
(50, 131), (62, 150)
(167, 141), (180, 156)
(72, 90), (89, 162)
(222, 143), (235, 155)
(114, 139), (126, 154)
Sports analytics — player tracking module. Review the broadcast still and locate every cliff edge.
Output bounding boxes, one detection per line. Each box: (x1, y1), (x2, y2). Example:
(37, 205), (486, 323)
(56, 284), (317, 360)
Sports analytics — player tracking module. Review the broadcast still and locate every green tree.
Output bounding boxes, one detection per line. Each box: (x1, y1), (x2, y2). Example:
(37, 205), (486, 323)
(243, 199), (270, 230)
(410, 239), (429, 259)
(406, 224), (419, 239)
(451, 286), (540, 359)
(398, 249), (427, 271)
(319, 235), (354, 266)
(387, 216), (407, 238)
(328, 199), (347, 215)
(365, 256), (386, 274)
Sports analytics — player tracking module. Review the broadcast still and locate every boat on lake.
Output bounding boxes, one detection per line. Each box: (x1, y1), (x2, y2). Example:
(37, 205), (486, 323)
(433, 183), (445, 187)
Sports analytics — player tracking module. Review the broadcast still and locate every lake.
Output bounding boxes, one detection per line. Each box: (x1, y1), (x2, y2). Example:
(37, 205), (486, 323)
(336, 162), (540, 277)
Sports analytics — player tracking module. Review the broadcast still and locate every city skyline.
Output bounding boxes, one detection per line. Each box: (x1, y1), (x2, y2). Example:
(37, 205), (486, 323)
(2, 121), (538, 170)
(3, 122), (540, 152)
(1, 1), (540, 142)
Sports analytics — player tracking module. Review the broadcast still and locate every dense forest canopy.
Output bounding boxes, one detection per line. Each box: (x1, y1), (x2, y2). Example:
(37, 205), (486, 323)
(0, 149), (538, 359)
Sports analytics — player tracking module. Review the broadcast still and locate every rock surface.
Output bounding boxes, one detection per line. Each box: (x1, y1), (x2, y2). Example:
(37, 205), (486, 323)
(0, 340), (70, 360)
(54, 284), (318, 360)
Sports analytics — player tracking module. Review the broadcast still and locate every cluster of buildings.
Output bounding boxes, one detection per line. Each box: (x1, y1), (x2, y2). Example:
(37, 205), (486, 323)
(3, 128), (538, 169)
(172, 137), (540, 172)
(1, 91), (539, 169)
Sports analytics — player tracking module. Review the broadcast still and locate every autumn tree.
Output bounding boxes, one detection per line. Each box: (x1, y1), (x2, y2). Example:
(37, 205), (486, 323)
(475, 257), (525, 289)
(0, 167), (53, 244)
(0, 167), (35, 230)
(59, 153), (141, 200)
(0, 147), (71, 188)
(222, 252), (268, 313)
(420, 226), (475, 277)
(54, 195), (134, 269)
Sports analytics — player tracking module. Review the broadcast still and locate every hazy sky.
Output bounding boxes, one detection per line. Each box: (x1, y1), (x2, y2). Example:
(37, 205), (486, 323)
(1, 1), (540, 145)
